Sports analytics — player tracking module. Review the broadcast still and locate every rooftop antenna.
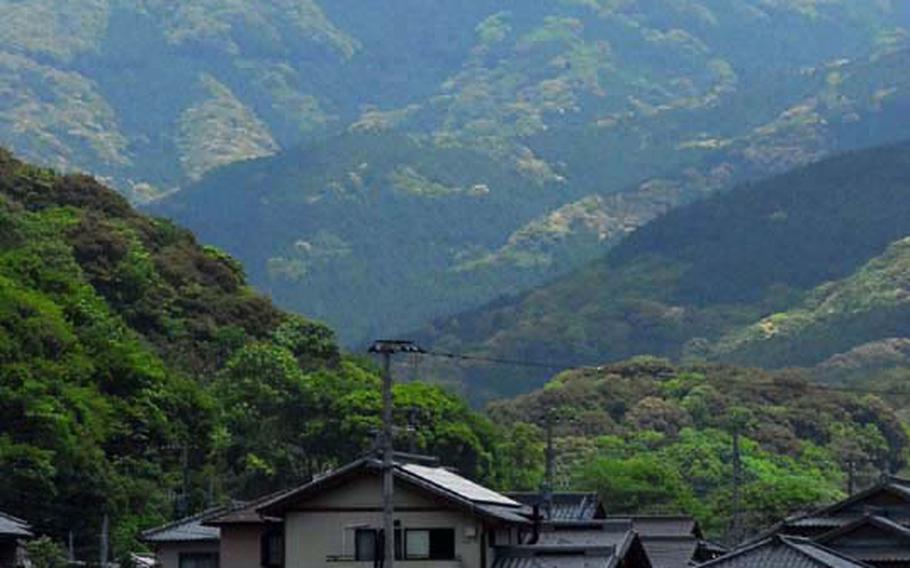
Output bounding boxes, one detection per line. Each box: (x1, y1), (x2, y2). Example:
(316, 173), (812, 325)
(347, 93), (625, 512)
(369, 340), (424, 568)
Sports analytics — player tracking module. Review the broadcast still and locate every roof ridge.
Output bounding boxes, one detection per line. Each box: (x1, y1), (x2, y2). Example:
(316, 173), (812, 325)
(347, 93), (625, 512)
(141, 504), (231, 538)
(0, 511), (29, 526)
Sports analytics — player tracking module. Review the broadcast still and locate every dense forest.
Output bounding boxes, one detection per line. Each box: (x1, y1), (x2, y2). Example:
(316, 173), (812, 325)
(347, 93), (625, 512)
(0, 149), (506, 559)
(416, 142), (910, 401)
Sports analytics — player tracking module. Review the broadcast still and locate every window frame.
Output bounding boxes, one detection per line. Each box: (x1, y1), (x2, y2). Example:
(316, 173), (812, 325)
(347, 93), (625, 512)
(404, 528), (456, 561)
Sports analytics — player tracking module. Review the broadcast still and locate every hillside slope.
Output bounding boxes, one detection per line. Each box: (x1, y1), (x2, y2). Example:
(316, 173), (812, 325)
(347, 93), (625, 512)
(0, 150), (503, 559)
(415, 142), (910, 400)
(151, 47), (910, 345)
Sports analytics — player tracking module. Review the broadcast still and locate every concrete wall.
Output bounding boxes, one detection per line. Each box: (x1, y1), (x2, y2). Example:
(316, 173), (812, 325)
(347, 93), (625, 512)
(154, 541), (220, 568)
(220, 525), (264, 568)
(284, 474), (484, 568)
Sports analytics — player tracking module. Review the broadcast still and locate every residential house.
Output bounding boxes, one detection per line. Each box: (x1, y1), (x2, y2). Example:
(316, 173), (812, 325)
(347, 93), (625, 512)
(142, 506), (224, 568)
(508, 493), (723, 567)
(204, 491), (293, 568)
(256, 456), (653, 568)
(0, 512), (31, 568)
(695, 535), (872, 568)
(769, 476), (910, 567)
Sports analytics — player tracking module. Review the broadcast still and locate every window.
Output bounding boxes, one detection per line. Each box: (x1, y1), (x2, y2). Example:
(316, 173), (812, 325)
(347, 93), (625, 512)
(261, 527), (283, 568)
(404, 529), (455, 560)
(179, 553), (218, 568)
(355, 529), (377, 561)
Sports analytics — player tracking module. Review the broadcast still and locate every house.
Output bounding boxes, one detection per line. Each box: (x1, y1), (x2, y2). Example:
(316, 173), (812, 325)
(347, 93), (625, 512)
(0, 512), (32, 568)
(779, 476), (910, 539)
(814, 515), (910, 568)
(204, 490), (294, 568)
(493, 520), (651, 568)
(760, 475), (910, 566)
(142, 506), (225, 568)
(695, 534), (872, 568)
(509, 493), (721, 568)
(254, 457), (655, 568)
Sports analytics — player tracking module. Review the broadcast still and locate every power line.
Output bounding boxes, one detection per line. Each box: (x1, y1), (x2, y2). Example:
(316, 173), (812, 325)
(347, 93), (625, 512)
(419, 349), (910, 398)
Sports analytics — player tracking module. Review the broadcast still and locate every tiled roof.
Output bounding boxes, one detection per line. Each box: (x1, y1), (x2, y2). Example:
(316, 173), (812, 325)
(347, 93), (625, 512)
(640, 536), (699, 568)
(816, 515), (910, 563)
(0, 512), (32, 538)
(507, 493), (603, 521)
(696, 535), (873, 568)
(142, 506), (227, 543)
(258, 457), (531, 525)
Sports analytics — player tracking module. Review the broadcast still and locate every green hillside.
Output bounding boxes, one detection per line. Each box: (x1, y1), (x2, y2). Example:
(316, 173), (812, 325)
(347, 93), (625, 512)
(0, 149), (504, 559)
(488, 358), (909, 536)
(415, 142), (910, 401)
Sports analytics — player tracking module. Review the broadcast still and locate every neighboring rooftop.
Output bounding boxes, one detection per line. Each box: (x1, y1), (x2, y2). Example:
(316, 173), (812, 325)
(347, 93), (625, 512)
(495, 523), (650, 568)
(507, 493), (604, 521)
(0, 512), (32, 538)
(141, 506), (228, 543)
(696, 535), (873, 568)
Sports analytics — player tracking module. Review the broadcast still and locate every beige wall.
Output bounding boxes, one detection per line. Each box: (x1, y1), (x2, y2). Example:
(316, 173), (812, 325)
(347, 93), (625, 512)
(220, 525), (264, 568)
(284, 475), (486, 568)
(154, 541), (220, 568)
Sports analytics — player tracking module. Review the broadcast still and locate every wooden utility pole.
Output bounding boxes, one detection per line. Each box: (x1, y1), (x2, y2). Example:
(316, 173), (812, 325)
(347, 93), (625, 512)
(731, 427), (743, 545)
(100, 513), (109, 568)
(369, 340), (424, 568)
(542, 411), (556, 519)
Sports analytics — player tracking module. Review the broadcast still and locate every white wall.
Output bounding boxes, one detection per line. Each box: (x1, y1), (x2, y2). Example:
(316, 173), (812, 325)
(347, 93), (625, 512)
(154, 541), (220, 568)
(283, 474), (484, 568)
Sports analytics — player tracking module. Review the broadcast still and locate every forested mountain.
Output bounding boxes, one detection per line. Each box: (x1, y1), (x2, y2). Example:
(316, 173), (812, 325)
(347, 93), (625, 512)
(488, 357), (910, 536)
(0, 149), (504, 560)
(150, 46), (910, 344)
(415, 142), (910, 401)
(4, 1), (910, 343)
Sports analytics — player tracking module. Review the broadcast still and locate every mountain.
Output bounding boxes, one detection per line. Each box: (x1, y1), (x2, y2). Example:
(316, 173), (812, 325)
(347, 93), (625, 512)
(150, 46), (910, 345)
(4, 1), (910, 344)
(414, 142), (910, 401)
(0, 149), (502, 558)
(1, 0), (907, 199)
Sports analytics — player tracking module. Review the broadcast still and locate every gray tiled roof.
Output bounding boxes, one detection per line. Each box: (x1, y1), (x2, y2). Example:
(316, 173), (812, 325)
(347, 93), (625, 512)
(697, 536), (872, 568)
(507, 493), (603, 521)
(640, 536), (699, 568)
(0, 512), (32, 538)
(142, 506), (227, 543)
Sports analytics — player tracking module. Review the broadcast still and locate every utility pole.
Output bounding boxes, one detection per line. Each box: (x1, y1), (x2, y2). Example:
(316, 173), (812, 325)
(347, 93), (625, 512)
(847, 458), (855, 496)
(541, 410), (556, 520)
(369, 340), (424, 568)
(99, 513), (109, 568)
(731, 427), (743, 546)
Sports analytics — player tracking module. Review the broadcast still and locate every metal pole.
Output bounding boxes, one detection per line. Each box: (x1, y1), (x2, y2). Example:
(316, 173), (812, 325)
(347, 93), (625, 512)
(381, 351), (395, 568)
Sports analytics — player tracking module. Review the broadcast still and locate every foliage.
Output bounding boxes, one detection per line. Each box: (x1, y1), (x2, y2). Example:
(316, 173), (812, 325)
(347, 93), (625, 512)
(25, 537), (68, 568)
(491, 359), (907, 537)
(0, 150), (501, 562)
